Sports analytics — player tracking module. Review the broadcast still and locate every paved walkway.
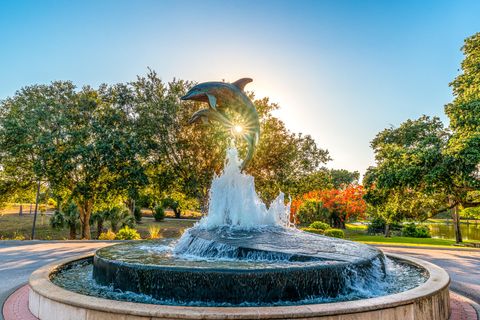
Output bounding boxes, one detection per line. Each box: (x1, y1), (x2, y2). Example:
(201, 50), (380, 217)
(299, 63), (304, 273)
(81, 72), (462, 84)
(0, 241), (479, 319)
(0, 241), (116, 320)
(377, 245), (480, 305)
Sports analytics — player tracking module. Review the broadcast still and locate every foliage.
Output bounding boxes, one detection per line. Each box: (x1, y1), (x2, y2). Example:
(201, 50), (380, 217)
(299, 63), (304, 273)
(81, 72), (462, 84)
(133, 206), (142, 223)
(90, 210), (108, 239)
(153, 205), (165, 221)
(296, 200), (329, 225)
(401, 223), (431, 238)
(324, 228), (345, 238)
(364, 33), (480, 243)
(49, 202), (80, 239)
(148, 225), (161, 239)
(292, 185), (366, 228)
(114, 226), (141, 240)
(301, 227), (325, 235)
(49, 211), (65, 229)
(461, 206), (480, 220)
(0, 82), (148, 239)
(161, 191), (198, 219)
(308, 221), (330, 230)
(107, 206), (135, 232)
(98, 229), (116, 240)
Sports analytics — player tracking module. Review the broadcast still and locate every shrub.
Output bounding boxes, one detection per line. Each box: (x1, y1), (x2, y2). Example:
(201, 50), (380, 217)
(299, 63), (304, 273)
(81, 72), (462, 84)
(50, 210), (65, 229)
(115, 226), (141, 240)
(107, 206), (135, 232)
(98, 229), (116, 240)
(367, 217), (386, 234)
(309, 221), (330, 231)
(154, 205), (165, 221)
(133, 206), (142, 223)
(402, 223), (431, 238)
(12, 231), (25, 240)
(301, 227), (325, 235)
(148, 225), (161, 239)
(324, 228), (345, 238)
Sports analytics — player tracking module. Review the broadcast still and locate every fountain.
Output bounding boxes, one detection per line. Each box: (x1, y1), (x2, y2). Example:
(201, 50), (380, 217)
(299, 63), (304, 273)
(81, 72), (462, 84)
(28, 79), (450, 319)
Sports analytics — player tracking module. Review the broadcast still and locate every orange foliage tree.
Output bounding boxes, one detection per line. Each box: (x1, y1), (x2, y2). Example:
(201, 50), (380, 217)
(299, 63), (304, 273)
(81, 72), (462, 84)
(291, 185), (366, 229)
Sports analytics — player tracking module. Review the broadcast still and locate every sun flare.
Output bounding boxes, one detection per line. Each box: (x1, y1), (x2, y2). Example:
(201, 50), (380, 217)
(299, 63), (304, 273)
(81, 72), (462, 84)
(234, 125), (243, 133)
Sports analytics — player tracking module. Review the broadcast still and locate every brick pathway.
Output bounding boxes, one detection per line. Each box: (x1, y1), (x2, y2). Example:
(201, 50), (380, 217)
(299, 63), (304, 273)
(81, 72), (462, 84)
(2, 286), (36, 320)
(2, 285), (479, 320)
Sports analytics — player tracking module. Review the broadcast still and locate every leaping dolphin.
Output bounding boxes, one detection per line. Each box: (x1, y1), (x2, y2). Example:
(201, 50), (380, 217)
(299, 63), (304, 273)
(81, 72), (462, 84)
(181, 78), (260, 170)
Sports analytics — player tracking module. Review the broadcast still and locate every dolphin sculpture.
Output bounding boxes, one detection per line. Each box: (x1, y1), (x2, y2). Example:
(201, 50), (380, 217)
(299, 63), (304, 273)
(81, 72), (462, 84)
(181, 78), (260, 170)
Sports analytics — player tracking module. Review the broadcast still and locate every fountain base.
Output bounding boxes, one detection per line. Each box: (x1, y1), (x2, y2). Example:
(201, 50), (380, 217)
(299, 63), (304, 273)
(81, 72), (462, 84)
(92, 227), (385, 303)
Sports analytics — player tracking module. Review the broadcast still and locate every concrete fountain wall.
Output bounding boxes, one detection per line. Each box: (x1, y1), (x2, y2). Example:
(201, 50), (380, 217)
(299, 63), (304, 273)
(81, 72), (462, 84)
(28, 252), (450, 320)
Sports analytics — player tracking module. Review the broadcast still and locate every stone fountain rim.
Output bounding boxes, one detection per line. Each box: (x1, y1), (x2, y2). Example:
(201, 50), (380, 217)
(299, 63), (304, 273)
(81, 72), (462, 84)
(29, 252), (450, 319)
(93, 240), (383, 272)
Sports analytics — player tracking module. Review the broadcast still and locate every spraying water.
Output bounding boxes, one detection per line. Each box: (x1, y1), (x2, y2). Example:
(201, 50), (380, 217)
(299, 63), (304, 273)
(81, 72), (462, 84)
(198, 147), (291, 229)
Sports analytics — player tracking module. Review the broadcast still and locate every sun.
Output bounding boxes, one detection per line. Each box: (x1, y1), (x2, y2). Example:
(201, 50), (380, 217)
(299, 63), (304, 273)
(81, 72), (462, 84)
(233, 125), (243, 133)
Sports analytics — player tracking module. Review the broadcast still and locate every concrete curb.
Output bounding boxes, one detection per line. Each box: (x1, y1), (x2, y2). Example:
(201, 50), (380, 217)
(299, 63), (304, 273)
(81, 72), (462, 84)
(28, 252), (450, 319)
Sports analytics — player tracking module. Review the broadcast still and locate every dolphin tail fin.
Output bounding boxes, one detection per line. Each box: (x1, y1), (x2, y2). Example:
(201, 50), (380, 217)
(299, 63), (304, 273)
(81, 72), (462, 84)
(240, 134), (255, 171)
(232, 78), (253, 91)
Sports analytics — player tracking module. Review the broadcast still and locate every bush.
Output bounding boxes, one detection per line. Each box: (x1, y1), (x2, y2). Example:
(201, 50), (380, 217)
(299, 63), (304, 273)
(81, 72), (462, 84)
(98, 229), (116, 240)
(324, 228), (345, 238)
(154, 205), (165, 221)
(107, 206), (135, 232)
(115, 226), (141, 240)
(401, 223), (431, 238)
(367, 217), (386, 234)
(309, 221), (330, 231)
(50, 210), (65, 229)
(301, 227), (325, 235)
(296, 199), (329, 225)
(148, 225), (161, 239)
(133, 206), (142, 223)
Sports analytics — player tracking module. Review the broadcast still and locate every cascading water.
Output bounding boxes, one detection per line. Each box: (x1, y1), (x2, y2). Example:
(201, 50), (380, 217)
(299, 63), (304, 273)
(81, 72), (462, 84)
(197, 147), (291, 229)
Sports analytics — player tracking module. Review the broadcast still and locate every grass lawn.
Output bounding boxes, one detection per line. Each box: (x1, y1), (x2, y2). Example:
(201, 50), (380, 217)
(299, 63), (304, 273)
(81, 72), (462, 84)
(1, 211), (478, 248)
(0, 211), (196, 240)
(343, 224), (478, 248)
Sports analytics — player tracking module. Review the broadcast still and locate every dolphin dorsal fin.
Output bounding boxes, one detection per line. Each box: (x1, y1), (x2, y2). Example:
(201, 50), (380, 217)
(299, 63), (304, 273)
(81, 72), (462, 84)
(232, 78), (253, 91)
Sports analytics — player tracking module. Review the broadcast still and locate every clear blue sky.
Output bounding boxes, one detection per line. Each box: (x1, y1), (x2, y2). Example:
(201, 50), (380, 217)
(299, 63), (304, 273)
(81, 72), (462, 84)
(1, 0), (479, 175)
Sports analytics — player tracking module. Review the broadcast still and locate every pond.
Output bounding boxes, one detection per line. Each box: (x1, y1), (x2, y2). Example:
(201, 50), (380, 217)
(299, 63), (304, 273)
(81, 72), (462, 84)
(424, 221), (480, 241)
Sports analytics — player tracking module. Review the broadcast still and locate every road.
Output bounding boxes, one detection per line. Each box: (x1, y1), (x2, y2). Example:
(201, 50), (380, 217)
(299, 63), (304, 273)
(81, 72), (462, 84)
(0, 241), (479, 319)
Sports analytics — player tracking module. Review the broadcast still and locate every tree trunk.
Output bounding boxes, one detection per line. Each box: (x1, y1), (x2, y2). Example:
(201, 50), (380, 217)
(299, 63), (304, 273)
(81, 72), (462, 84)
(31, 180), (41, 240)
(97, 220), (103, 239)
(19, 204), (23, 216)
(452, 206), (463, 243)
(69, 224), (76, 240)
(174, 208), (181, 219)
(78, 200), (93, 240)
(384, 223), (391, 238)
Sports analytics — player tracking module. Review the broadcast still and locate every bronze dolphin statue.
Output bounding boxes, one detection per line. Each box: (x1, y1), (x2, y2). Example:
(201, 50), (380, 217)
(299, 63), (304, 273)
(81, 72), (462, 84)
(181, 78), (260, 170)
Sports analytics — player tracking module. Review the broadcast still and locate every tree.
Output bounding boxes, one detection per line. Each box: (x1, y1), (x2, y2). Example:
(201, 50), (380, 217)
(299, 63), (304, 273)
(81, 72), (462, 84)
(0, 82), (148, 239)
(131, 71), (330, 208)
(292, 185), (366, 228)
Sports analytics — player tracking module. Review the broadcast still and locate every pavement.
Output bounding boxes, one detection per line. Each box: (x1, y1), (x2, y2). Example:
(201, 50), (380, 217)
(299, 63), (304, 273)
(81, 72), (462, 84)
(0, 241), (479, 319)
(377, 245), (480, 306)
(0, 241), (117, 320)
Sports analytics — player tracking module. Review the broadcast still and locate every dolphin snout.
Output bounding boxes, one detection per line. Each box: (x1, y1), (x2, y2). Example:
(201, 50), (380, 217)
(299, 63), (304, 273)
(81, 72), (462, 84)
(181, 92), (193, 100)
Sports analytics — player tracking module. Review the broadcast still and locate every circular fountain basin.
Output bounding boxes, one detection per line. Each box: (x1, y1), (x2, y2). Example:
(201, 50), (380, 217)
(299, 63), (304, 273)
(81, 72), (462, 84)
(92, 228), (385, 303)
(29, 251), (450, 320)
